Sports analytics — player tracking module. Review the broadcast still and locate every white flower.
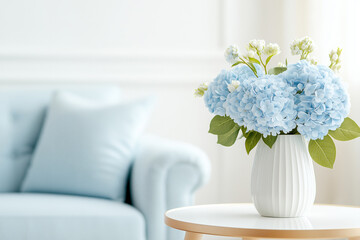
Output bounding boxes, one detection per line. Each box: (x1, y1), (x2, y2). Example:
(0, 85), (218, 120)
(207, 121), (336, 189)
(278, 62), (286, 67)
(243, 49), (256, 59)
(300, 36), (314, 52)
(291, 47), (301, 55)
(332, 64), (341, 72)
(306, 55), (318, 65)
(264, 43), (281, 56)
(329, 47), (342, 72)
(194, 82), (209, 97)
(290, 36), (315, 58)
(331, 54), (338, 61)
(224, 45), (240, 64)
(227, 80), (241, 93)
(290, 40), (301, 55)
(329, 50), (339, 61)
(308, 43), (315, 53)
(249, 39), (265, 53)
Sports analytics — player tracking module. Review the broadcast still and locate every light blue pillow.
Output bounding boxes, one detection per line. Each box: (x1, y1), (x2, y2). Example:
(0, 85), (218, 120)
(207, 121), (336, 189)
(0, 85), (120, 192)
(21, 92), (153, 200)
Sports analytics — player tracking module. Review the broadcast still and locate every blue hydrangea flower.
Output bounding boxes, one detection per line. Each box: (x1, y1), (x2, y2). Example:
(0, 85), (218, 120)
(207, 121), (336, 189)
(204, 64), (263, 116)
(280, 60), (350, 140)
(280, 59), (319, 92)
(225, 75), (297, 137)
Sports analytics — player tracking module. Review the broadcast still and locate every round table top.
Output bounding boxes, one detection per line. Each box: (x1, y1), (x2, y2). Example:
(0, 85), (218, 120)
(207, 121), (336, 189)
(165, 203), (360, 239)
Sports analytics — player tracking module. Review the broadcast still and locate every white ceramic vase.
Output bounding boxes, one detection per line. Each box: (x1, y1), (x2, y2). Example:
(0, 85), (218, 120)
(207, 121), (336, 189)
(251, 135), (316, 218)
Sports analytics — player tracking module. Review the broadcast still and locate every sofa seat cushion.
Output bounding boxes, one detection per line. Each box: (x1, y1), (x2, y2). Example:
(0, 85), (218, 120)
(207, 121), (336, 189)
(0, 193), (146, 240)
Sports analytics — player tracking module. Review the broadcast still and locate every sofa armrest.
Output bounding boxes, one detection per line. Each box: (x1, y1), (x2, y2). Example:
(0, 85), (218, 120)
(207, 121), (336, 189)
(131, 135), (210, 240)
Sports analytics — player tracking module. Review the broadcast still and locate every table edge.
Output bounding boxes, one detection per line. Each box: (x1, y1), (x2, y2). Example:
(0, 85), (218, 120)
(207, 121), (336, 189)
(164, 203), (360, 239)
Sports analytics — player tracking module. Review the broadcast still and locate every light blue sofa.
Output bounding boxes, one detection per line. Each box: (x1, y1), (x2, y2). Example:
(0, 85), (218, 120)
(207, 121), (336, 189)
(0, 85), (210, 240)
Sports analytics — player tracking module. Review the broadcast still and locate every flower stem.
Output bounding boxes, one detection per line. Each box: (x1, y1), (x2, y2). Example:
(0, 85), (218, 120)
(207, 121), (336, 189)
(300, 51), (309, 60)
(257, 52), (267, 74)
(239, 57), (258, 78)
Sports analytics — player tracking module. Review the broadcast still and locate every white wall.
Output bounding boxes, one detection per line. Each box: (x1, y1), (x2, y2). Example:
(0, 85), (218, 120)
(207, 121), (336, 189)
(0, 0), (359, 212)
(0, 0), (224, 206)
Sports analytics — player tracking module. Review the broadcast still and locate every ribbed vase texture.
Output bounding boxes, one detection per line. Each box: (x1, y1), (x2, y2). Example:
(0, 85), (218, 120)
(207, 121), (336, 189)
(251, 135), (316, 218)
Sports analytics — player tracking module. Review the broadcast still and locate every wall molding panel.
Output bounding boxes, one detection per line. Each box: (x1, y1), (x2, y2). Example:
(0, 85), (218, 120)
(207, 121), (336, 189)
(0, 50), (224, 85)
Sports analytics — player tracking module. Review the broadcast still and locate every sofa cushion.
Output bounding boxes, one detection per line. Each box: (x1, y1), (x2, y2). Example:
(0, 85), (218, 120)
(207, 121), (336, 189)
(0, 85), (120, 192)
(0, 193), (145, 240)
(21, 92), (153, 200)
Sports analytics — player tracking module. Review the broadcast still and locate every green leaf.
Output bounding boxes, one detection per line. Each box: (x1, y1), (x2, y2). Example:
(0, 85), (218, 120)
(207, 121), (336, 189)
(285, 58), (288, 66)
(240, 126), (249, 138)
(245, 131), (262, 154)
(209, 115), (236, 135)
(265, 55), (273, 65)
(328, 117), (360, 141)
(232, 61), (243, 67)
(240, 126), (253, 138)
(308, 135), (336, 169)
(217, 125), (240, 147)
(248, 62), (258, 74)
(248, 57), (260, 65)
(262, 135), (278, 148)
(268, 67), (287, 75)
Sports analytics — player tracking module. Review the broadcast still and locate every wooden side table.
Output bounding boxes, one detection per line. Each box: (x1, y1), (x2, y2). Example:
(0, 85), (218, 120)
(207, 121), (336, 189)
(165, 203), (360, 240)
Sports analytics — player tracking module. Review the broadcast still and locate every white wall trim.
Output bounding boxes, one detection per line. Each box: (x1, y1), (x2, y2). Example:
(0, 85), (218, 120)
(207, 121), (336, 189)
(0, 50), (223, 60)
(0, 50), (224, 84)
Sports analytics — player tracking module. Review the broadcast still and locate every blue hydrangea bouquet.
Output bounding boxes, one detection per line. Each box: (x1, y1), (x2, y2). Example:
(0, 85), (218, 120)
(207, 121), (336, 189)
(195, 37), (360, 169)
